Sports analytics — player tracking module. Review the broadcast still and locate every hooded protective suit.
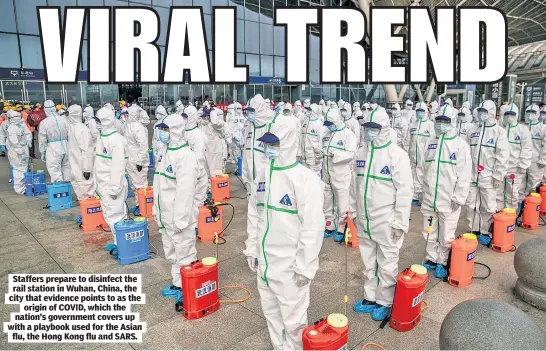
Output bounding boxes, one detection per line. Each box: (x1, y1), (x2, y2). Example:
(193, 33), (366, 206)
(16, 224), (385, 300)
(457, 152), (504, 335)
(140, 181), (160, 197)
(294, 100), (306, 126)
(199, 108), (229, 176)
(183, 106), (208, 204)
(153, 114), (198, 288)
(83, 105), (99, 144)
(322, 108), (357, 234)
(244, 111), (325, 351)
(401, 99), (416, 122)
(227, 102), (247, 161)
(464, 100), (509, 235)
(521, 104), (546, 198)
(152, 105), (168, 165)
(300, 103), (324, 176)
(38, 100), (71, 182)
(352, 101), (361, 118)
(415, 105), (472, 267)
(498, 103), (511, 128)
(342, 102), (361, 146)
(409, 101), (435, 198)
(495, 103), (532, 210)
(354, 107), (413, 308)
(6, 110), (32, 194)
(457, 101), (475, 138)
(430, 101), (440, 120)
(94, 107), (128, 244)
(126, 105), (150, 205)
(175, 100), (184, 114)
(136, 104), (150, 126)
(66, 105), (94, 200)
(242, 95), (269, 189)
(444, 98), (453, 108)
(391, 103), (409, 151)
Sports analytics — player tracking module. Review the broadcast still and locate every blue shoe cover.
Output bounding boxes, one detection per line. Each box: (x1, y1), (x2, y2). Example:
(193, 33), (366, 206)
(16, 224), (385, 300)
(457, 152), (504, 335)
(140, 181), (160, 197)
(434, 265), (448, 279)
(334, 232), (345, 242)
(129, 206), (140, 216)
(371, 305), (391, 321)
(478, 234), (492, 246)
(324, 230), (335, 238)
(412, 199), (422, 206)
(162, 284), (182, 298)
(105, 243), (118, 259)
(422, 260), (437, 271)
(353, 299), (377, 314)
(75, 215), (82, 225)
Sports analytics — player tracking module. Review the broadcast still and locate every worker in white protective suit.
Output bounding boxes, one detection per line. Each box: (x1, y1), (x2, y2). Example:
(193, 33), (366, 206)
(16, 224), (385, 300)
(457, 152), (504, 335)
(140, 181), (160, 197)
(456, 101), (475, 138)
(227, 102), (246, 164)
(498, 103), (511, 128)
(303, 98), (311, 110)
(6, 110), (32, 194)
(353, 107), (413, 321)
(175, 100), (184, 114)
(294, 100), (305, 125)
(38, 100), (71, 182)
(151, 105), (168, 166)
(495, 103), (531, 210)
(521, 104), (546, 201)
(472, 106), (479, 123)
(300, 103), (324, 177)
(321, 108), (357, 239)
(183, 106), (208, 205)
(353, 101), (361, 118)
(66, 105), (94, 200)
(95, 107), (128, 256)
(126, 105), (150, 212)
(415, 105), (472, 278)
(200, 108), (229, 177)
(280, 103), (302, 158)
(83, 105), (99, 144)
(464, 100), (509, 246)
(135, 103), (150, 126)
(409, 101), (436, 204)
(401, 99), (415, 122)
(342, 102), (361, 144)
(244, 117), (325, 351)
(430, 101), (440, 120)
(153, 114), (198, 307)
(443, 98), (454, 108)
(390, 103), (409, 151)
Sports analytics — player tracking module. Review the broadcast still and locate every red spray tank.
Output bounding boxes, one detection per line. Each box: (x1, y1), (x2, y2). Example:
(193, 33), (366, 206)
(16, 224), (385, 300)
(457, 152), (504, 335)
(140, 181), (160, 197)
(491, 208), (517, 253)
(79, 197), (109, 232)
(302, 313), (349, 350)
(390, 264), (428, 332)
(448, 233), (478, 288)
(522, 193), (542, 230)
(136, 186), (154, 219)
(180, 257), (220, 320)
(197, 205), (224, 242)
(540, 184), (546, 216)
(210, 174), (230, 203)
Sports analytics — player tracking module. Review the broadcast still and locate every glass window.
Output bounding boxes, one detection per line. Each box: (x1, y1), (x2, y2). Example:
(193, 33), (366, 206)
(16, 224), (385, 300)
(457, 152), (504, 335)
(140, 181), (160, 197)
(105, 0), (129, 6)
(274, 56), (284, 78)
(274, 0), (286, 7)
(173, 0), (192, 4)
(153, 0), (172, 6)
(237, 20), (245, 53)
(81, 39), (88, 70)
(15, 0), (46, 35)
(204, 14), (212, 49)
(130, 0), (151, 4)
(194, 0), (211, 14)
(310, 59), (319, 84)
(228, 0), (244, 19)
(78, 0), (105, 5)
(255, 85), (264, 97)
(208, 50), (213, 73)
(19, 35), (43, 69)
(260, 24), (273, 55)
(273, 86), (281, 102)
(274, 26), (285, 56)
(310, 33), (320, 61)
(245, 0), (259, 22)
(0, 34), (21, 68)
(223, 84), (233, 104)
(237, 53), (245, 65)
(260, 0), (273, 24)
(156, 6), (170, 46)
(261, 55), (273, 77)
(262, 86), (273, 100)
(235, 84), (245, 102)
(245, 21), (259, 54)
(311, 86), (322, 102)
(212, 0), (227, 6)
(246, 86), (255, 101)
(246, 54), (260, 76)
(280, 86), (289, 102)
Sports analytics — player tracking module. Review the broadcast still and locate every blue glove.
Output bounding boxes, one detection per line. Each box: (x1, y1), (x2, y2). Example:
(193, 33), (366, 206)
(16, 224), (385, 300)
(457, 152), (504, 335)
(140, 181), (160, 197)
(1, 145), (6, 152)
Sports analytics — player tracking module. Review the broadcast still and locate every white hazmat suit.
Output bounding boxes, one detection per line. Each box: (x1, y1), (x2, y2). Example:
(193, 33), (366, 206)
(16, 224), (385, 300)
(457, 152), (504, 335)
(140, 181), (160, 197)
(39, 100), (71, 182)
(521, 104), (546, 198)
(409, 102), (435, 199)
(152, 105), (168, 165)
(6, 110), (32, 194)
(126, 105), (150, 206)
(300, 104), (324, 176)
(67, 105), (94, 200)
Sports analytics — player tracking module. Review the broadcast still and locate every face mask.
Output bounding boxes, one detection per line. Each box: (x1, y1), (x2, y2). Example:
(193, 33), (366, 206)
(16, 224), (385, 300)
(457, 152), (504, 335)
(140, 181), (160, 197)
(158, 130), (170, 144)
(527, 112), (538, 122)
(246, 112), (256, 123)
(435, 122), (451, 134)
(416, 110), (425, 120)
(541, 112), (546, 122)
(236, 109), (242, 114)
(283, 110), (290, 116)
(265, 144), (280, 160)
(327, 125), (337, 132)
(363, 128), (381, 142)
(479, 111), (489, 122)
(341, 110), (348, 118)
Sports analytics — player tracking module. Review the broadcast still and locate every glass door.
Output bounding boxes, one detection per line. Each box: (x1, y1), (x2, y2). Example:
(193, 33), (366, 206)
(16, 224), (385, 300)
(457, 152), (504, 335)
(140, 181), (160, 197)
(63, 84), (83, 106)
(2, 80), (26, 104)
(24, 81), (45, 105)
(45, 83), (65, 105)
(83, 82), (101, 108)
